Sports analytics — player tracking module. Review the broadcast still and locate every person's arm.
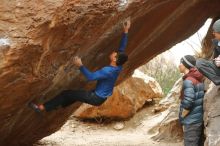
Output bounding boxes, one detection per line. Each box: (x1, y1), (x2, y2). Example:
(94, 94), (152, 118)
(118, 19), (131, 52)
(72, 56), (109, 81)
(212, 39), (219, 59)
(79, 66), (109, 81)
(181, 80), (196, 118)
(213, 48), (219, 59)
(118, 33), (128, 52)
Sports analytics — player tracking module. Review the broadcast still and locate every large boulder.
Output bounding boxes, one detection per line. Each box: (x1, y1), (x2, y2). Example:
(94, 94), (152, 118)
(159, 78), (182, 106)
(204, 84), (220, 146)
(1, 0), (220, 145)
(150, 78), (183, 142)
(151, 104), (183, 143)
(74, 70), (163, 119)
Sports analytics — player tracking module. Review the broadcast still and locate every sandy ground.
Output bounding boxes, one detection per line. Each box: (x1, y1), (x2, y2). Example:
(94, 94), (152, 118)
(36, 106), (183, 146)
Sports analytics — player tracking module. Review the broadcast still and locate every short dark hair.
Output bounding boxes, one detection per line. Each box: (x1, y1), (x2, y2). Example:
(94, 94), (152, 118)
(116, 52), (128, 66)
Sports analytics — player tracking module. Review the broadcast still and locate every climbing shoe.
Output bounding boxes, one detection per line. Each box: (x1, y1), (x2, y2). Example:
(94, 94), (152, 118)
(28, 102), (42, 113)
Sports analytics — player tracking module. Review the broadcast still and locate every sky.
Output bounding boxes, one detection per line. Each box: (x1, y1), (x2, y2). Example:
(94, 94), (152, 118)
(168, 18), (212, 66)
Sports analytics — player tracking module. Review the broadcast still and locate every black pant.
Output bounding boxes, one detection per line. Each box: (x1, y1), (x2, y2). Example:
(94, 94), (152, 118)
(43, 90), (107, 112)
(196, 58), (220, 85)
(183, 123), (204, 146)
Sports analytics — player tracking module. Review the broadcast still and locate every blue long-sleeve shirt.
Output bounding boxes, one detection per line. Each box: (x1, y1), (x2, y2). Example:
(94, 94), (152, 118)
(118, 33), (128, 52)
(79, 33), (128, 98)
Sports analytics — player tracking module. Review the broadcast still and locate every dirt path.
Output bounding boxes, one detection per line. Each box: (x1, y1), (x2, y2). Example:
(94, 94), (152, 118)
(36, 106), (183, 146)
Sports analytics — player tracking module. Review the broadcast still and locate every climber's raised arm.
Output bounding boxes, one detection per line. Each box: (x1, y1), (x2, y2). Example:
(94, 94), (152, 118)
(118, 19), (130, 52)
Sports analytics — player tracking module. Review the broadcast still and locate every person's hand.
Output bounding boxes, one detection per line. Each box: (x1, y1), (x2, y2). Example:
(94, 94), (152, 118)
(182, 109), (190, 118)
(123, 18), (131, 33)
(73, 56), (83, 67)
(214, 55), (220, 67)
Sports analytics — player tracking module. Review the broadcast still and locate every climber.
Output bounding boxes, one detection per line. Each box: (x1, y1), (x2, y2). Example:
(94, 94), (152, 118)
(196, 19), (220, 85)
(29, 19), (131, 113)
(178, 55), (205, 146)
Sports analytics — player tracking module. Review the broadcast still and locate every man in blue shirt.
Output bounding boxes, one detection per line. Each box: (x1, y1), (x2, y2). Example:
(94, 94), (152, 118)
(29, 19), (131, 112)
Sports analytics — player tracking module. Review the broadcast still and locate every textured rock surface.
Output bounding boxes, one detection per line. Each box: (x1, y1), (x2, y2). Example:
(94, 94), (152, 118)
(151, 79), (183, 142)
(159, 78), (182, 106)
(74, 70), (163, 119)
(151, 104), (183, 142)
(1, 0), (220, 145)
(204, 84), (220, 146)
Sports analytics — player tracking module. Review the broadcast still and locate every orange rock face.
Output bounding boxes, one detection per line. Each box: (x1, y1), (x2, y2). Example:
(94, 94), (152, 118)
(74, 70), (163, 119)
(0, 0), (220, 145)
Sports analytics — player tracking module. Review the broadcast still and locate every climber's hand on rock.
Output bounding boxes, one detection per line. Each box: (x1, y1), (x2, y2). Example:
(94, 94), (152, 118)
(73, 56), (83, 67)
(123, 18), (131, 33)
